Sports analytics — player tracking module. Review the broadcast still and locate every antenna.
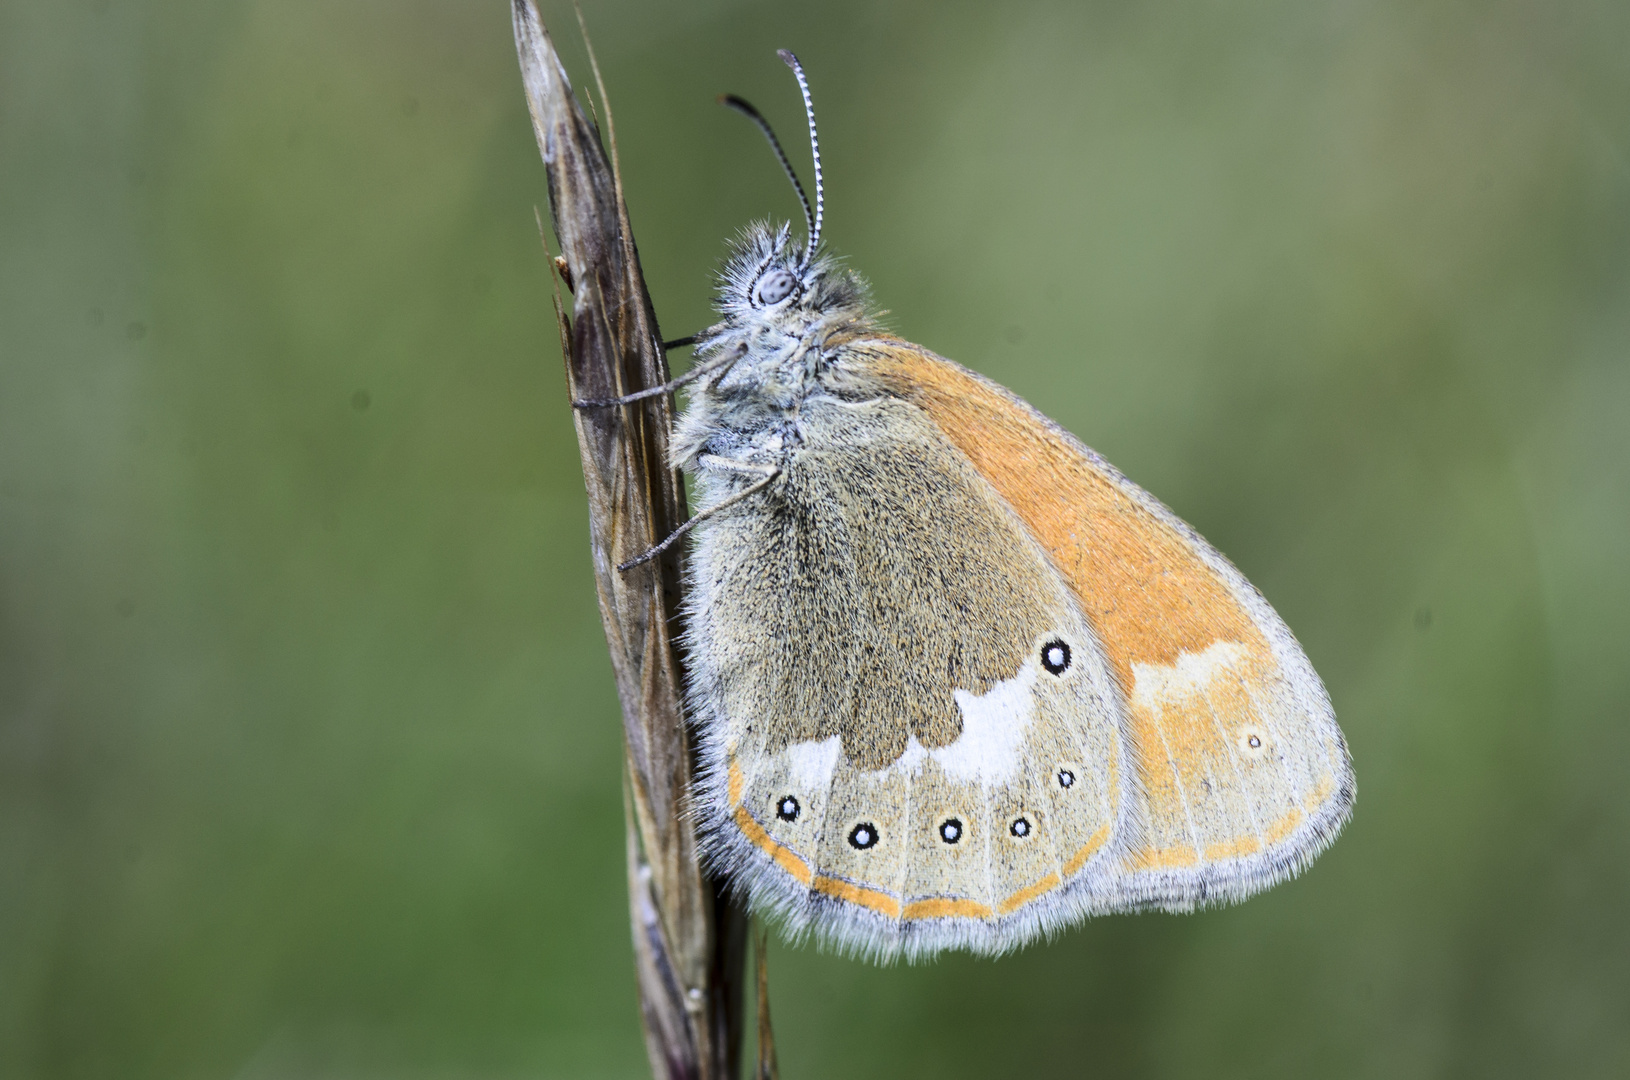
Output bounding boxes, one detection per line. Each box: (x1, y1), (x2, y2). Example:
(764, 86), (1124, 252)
(777, 50), (823, 267)
(718, 94), (815, 249)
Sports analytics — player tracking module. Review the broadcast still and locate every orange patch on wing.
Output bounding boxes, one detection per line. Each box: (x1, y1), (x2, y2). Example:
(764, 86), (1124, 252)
(1129, 643), (1274, 860)
(1204, 835), (1262, 861)
(997, 872), (1063, 915)
(733, 805), (813, 885)
(1062, 823), (1112, 876)
(1137, 845), (1200, 870)
(903, 897), (993, 920)
(813, 875), (902, 918)
(1134, 646), (1260, 763)
(869, 340), (1270, 692)
(727, 758), (744, 807)
(1127, 699), (1193, 848)
(1265, 807), (1304, 845)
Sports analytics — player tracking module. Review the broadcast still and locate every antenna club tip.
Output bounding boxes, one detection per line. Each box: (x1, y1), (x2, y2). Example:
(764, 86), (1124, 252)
(778, 49), (801, 70)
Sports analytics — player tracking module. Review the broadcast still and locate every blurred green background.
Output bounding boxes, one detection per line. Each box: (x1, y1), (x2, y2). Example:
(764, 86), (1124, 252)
(3, 0), (1628, 1076)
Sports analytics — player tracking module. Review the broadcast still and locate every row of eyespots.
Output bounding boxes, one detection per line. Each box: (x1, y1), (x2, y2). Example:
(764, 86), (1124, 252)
(776, 767), (1076, 826)
(776, 763), (1081, 850)
(841, 813), (1039, 851)
(775, 765), (1082, 824)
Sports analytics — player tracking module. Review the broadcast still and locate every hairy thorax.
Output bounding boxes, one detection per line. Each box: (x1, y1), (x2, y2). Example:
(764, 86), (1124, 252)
(673, 318), (880, 469)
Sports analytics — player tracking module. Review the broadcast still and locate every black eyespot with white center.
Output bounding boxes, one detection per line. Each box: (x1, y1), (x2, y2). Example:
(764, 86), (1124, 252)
(1040, 638), (1072, 675)
(775, 796), (800, 822)
(938, 818), (963, 844)
(1057, 768), (1076, 789)
(1247, 734), (1262, 749)
(848, 822), (879, 850)
(1009, 816), (1032, 839)
(751, 268), (799, 307)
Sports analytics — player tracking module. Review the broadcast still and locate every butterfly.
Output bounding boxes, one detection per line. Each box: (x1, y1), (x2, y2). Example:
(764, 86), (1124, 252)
(597, 51), (1353, 961)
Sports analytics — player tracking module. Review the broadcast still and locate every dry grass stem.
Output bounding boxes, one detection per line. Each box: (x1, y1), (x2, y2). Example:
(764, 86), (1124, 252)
(511, 3), (750, 1076)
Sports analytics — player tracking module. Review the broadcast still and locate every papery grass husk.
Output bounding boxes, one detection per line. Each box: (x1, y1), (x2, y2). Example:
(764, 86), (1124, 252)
(511, 4), (755, 1076)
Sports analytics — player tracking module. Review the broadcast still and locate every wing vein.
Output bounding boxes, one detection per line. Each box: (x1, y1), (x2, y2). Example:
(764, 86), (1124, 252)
(1202, 682), (1264, 847)
(1149, 700), (1201, 860)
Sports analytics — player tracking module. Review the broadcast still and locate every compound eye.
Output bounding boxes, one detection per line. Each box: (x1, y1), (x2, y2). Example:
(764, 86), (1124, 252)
(751, 268), (799, 307)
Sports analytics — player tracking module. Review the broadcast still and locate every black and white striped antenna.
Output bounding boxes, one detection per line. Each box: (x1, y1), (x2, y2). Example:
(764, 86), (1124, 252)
(776, 50), (823, 268)
(718, 93), (815, 250)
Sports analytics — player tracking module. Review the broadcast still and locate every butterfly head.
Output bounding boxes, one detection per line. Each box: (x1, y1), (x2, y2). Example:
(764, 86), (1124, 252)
(707, 220), (869, 349)
(699, 53), (875, 372)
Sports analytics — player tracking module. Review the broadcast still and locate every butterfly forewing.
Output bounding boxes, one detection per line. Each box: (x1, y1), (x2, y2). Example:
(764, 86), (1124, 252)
(866, 339), (1354, 913)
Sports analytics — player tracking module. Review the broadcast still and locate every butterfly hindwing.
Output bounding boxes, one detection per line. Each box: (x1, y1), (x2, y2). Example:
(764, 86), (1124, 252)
(688, 392), (1129, 957)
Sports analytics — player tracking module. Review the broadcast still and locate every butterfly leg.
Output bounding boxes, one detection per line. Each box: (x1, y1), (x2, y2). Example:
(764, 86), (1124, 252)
(571, 341), (743, 409)
(617, 456), (782, 572)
